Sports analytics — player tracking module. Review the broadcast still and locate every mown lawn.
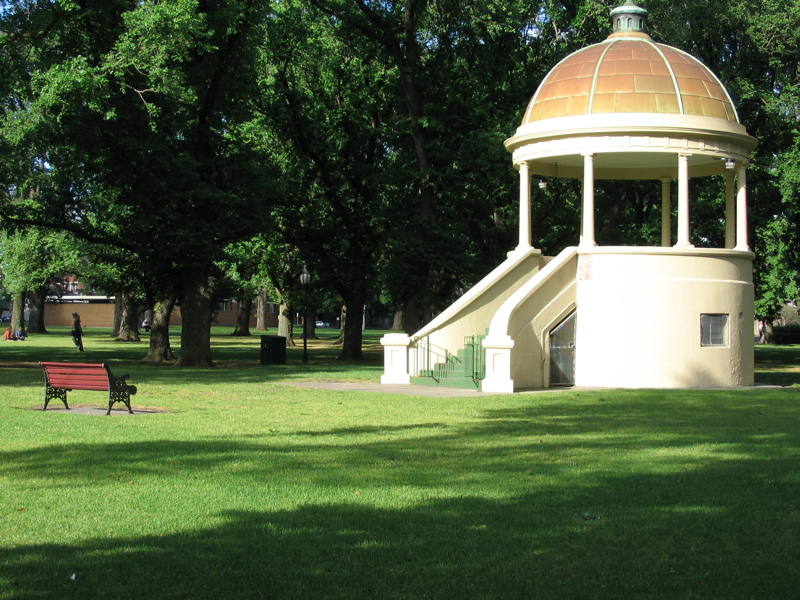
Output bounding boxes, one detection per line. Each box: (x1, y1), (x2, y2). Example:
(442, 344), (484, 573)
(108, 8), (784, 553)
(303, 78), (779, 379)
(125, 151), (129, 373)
(1, 329), (799, 599)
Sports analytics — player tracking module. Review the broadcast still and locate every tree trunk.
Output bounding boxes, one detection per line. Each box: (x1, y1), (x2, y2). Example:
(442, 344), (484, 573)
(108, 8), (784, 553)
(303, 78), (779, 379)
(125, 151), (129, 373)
(336, 304), (346, 345)
(231, 295), (253, 336)
(402, 294), (431, 336)
(26, 289), (47, 333)
(10, 291), (25, 333)
(391, 310), (403, 331)
(339, 286), (366, 360)
(256, 288), (270, 330)
(175, 266), (214, 367)
(111, 294), (123, 338)
(277, 302), (295, 346)
(309, 318), (318, 340)
(143, 297), (176, 363)
(116, 292), (141, 342)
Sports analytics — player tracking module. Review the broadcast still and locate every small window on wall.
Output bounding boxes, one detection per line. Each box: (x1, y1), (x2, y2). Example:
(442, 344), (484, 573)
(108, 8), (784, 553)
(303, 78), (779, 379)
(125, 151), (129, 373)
(701, 314), (729, 347)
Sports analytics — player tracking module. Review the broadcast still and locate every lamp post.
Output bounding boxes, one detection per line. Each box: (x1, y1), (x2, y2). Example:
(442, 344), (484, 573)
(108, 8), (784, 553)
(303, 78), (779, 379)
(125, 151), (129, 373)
(299, 265), (312, 364)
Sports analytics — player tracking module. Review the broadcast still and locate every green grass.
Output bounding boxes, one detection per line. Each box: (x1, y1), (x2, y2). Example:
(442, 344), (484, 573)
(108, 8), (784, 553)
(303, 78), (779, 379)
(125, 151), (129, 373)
(1, 332), (799, 599)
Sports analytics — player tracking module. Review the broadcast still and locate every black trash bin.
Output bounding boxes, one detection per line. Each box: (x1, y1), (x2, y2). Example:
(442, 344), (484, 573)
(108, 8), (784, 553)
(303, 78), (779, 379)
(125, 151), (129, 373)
(260, 335), (287, 365)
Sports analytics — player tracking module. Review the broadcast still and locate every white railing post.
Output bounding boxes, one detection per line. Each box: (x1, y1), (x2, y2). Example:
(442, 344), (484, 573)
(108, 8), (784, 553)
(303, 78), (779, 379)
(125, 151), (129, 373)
(480, 334), (515, 393)
(380, 333), (411, 384)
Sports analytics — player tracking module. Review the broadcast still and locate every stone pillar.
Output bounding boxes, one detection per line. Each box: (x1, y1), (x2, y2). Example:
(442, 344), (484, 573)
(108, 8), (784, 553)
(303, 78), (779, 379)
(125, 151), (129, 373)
(517, 162), (532, 250)
(380, 333), (411, 384)
(735, 162), (749, 251)
(480, 334), (515, 393)
(580, 153), (596, 247)
(675, 154), (693, 248)
(660, 177), (671, 247)
(725, 170), (736, 249)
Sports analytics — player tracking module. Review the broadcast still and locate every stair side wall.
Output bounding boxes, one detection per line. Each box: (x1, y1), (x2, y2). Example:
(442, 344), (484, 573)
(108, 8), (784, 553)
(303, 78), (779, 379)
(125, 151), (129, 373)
(415, 248), (545, 357)
(483, 247), (579, 391)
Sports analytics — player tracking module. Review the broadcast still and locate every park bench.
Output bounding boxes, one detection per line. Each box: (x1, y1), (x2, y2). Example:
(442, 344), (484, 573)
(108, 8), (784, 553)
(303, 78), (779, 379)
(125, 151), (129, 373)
(39, 362), (138, 415)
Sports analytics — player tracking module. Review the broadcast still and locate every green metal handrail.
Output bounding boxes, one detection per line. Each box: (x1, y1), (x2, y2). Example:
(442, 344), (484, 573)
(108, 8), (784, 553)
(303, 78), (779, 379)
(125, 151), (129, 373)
(464, 334), (486, 386)
(411, 336), (462, 383)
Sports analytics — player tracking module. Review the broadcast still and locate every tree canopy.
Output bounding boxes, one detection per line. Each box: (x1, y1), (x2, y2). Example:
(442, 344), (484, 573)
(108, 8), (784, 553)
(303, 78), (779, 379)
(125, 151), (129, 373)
(3, 0), (800, 356)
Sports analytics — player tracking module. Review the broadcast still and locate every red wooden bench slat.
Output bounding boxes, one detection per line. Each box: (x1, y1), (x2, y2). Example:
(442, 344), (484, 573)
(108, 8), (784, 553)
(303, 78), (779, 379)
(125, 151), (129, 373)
(45, 370), (108, 377)
(40, 362), (108, 369)
(46, 380), (109, 391)
(45, 367), (106, 373)
(45, 366), (106, 374)
(43, 368), (106, 375)
(47, 378), (108, 386)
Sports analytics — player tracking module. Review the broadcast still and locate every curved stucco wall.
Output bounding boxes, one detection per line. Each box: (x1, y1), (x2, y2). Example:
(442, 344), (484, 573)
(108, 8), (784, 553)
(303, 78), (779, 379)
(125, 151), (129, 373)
(415, 247), (544, 357)
(574, 248), (754, 388)
(482, 247), (578, 392)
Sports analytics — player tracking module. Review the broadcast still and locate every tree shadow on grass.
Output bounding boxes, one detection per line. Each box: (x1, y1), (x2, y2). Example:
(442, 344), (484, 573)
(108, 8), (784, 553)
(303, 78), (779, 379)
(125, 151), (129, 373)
(754, 344), (800, 386)
(2, 391), (800, 599)
(2, 466), (798, 600)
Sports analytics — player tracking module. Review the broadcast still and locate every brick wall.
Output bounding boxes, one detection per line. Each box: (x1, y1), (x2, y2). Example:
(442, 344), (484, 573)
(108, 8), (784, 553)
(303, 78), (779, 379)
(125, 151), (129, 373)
(44, 301), (278, 330)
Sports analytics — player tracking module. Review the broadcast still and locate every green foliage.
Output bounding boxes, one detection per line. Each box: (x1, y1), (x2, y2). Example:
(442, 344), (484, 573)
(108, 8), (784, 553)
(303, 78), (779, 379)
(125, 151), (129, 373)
(4, 0), (800, 353)
(0, 227), (82, 294)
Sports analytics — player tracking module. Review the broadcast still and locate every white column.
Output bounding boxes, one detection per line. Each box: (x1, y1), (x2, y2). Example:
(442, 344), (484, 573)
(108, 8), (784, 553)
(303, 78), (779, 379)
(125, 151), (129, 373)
(735, 162), (749, 251)
(580, 153), (596, 247)
(675, 154), (693, 248)
(380, 333), (411, 384)
(517, 162), (532, 250)
(480, 334), (515, 393)
(660, 178), (671, 247)
(725, 171), (735, 249)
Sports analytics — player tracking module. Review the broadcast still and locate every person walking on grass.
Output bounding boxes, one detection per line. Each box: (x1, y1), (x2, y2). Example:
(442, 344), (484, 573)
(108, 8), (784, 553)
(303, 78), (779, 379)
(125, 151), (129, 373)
(71, 312), (84, 352)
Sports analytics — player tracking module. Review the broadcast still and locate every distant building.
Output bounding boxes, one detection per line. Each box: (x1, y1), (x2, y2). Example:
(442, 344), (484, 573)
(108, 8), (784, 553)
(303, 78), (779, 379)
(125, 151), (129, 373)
(44, 295), (278, 329)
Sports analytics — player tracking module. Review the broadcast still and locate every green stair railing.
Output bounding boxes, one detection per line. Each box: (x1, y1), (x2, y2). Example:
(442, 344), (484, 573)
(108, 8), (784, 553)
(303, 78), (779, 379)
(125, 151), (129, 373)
(411, 336), (462, 383)
(464, 334), (486, 386)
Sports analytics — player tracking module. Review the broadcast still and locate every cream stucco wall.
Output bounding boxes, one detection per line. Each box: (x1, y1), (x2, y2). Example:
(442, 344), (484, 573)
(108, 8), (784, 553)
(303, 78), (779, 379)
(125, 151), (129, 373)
(574, 247), (754, 388)
(482, 247), (578, 392)
(411, 246), (544, 366)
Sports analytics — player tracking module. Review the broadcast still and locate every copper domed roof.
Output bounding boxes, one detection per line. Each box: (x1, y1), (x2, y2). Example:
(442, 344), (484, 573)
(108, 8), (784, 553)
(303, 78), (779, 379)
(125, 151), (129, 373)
(506, 1), (756, 180)
(522, 22), (738, 125)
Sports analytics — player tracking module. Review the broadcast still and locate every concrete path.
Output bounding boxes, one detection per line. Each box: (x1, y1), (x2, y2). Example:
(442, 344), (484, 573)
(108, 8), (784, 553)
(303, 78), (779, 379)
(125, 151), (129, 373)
(280, 381), (578, 397)
(280, 381), (495, 397)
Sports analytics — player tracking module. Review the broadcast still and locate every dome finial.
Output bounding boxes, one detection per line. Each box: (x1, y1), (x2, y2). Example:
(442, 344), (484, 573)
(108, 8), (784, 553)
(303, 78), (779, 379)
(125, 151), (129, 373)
(610, 0), (648, 34)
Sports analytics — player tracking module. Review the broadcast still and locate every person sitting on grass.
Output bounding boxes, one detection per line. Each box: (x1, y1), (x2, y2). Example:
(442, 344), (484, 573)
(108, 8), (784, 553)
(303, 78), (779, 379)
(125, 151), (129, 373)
(3, 326), (17, 341)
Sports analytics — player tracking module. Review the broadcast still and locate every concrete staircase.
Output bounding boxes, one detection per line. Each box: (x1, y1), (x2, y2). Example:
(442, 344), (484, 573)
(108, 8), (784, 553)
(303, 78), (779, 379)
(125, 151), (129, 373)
(411, 334), (486, 389)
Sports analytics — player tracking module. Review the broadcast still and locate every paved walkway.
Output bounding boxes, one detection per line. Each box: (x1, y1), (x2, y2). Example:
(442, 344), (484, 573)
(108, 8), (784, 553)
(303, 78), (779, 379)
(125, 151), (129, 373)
(281, 381), (494, 397)
(280, 381), (581, 397)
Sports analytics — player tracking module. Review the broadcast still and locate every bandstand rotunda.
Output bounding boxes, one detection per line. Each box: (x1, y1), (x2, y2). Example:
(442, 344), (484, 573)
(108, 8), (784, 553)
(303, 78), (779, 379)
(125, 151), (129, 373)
(382, 0), (758, 392)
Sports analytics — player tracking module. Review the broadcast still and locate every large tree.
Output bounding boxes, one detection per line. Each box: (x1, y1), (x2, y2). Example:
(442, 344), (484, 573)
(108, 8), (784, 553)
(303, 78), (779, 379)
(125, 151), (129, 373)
(259, 1), (396, 359)
(0, 0), (278, 366)
(301, 0), (593, 334)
